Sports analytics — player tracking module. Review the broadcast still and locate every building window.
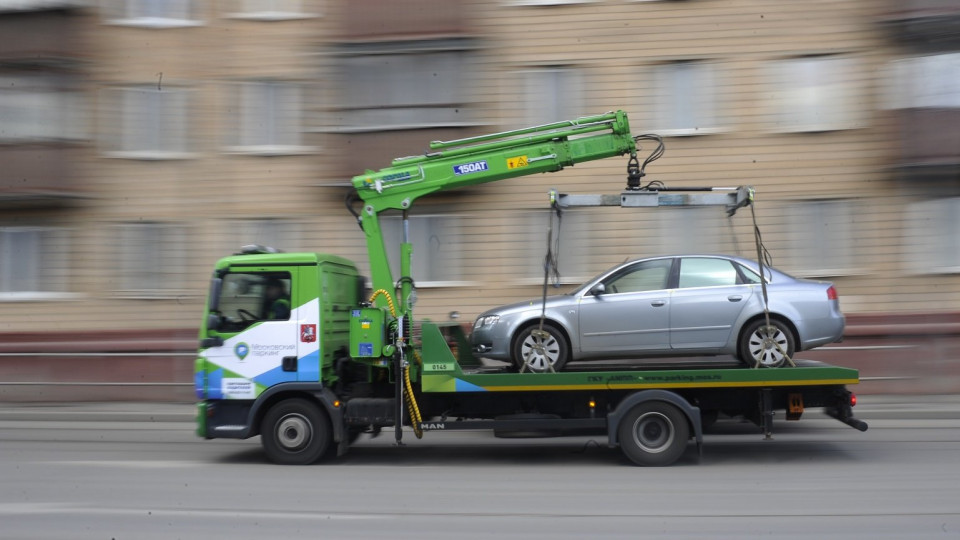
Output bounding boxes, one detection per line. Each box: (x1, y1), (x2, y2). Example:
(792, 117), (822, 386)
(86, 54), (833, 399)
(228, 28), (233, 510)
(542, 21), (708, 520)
(100, 87), (193, 158)
(782, 200), (856, 276)
(0, 74), (85, 143)
(651, 61), (721, 136)
(224, 0), (320, 20)
(769, 55), (860, 132)
(903, 197), (960, 274)
(380, 214), (464, 286)
(223, 81), (307, 154)
(116, 222), (187, 296)
(102, 0), (202, 27)
(521, 67), (584, 126)
(0, 227), (69, 299)
(330, 40), (476, 132)
(886, 53), (960, 109)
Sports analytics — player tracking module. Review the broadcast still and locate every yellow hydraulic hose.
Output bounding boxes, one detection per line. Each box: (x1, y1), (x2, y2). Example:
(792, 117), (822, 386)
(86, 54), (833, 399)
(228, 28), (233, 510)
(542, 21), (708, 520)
(368, 289), (423, 438)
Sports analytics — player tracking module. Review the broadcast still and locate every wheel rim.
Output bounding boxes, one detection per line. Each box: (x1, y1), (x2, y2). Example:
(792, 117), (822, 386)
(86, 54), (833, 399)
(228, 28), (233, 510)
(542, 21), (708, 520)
(276, 413), (312, 452)
(748, 325), (789, 367)
(630, 412), (674, 453)
(519, 330), (561, 371)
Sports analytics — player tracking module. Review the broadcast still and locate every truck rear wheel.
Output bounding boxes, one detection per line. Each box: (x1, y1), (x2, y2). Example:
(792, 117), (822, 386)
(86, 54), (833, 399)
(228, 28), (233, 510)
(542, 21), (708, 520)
(261, 398), (331, 465)
(618, 401), (690, 466)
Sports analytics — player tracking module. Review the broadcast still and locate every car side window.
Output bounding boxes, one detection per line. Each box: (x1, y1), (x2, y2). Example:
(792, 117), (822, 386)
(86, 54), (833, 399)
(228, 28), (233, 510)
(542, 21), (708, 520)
(605, 259), (671, 294)
(678, 258), (739, 288)
(737, 264), (763, 284)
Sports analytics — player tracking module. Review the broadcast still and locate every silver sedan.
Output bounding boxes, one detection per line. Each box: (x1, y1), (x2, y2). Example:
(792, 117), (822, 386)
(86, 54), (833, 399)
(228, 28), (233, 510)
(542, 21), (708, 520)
(470, 255), (844, 372)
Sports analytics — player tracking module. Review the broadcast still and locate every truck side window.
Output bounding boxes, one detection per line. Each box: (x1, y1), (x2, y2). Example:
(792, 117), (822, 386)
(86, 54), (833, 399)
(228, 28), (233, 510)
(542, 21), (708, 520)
(215, 272), (291, 332)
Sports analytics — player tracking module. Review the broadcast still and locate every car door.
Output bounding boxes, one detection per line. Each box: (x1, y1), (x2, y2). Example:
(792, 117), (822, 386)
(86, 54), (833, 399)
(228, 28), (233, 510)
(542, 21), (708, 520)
(578, 258), (673, 355)
(669, 257), (755, 351)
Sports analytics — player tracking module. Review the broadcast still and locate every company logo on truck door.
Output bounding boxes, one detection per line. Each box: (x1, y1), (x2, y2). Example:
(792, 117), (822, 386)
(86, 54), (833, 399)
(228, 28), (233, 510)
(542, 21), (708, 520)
(234, 342), (250, 361)
(453, 160), (488, 175)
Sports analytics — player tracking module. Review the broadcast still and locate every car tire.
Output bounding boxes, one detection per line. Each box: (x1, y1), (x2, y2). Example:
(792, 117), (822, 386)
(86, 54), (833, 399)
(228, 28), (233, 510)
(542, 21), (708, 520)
(618, 401), (690, 466)
(512, 323), (569, 373)
(738, 318), (795, 368)
(260, 398), (331, 465)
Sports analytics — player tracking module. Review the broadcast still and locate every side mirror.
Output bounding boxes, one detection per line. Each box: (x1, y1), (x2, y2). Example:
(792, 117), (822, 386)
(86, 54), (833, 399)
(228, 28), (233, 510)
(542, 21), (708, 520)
(590, 283), (606, 296)
(206, 313), (223, 332)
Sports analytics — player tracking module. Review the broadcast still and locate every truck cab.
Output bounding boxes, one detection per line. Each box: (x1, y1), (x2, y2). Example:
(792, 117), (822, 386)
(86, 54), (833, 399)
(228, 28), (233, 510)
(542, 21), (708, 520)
(195, 247), (362, 442)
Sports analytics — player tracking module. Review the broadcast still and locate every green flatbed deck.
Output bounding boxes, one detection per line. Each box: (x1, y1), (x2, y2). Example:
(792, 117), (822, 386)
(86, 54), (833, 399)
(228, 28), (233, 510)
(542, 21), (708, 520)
(418, 323), (859, 394)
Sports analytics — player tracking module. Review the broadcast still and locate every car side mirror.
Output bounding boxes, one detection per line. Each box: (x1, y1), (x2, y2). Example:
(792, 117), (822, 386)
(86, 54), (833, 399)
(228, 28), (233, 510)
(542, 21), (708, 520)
(590, 283), (606, 296)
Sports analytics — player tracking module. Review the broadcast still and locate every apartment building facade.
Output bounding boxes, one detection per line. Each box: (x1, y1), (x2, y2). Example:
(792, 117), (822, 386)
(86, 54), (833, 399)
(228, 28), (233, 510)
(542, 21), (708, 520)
(1, 0), (958, 397)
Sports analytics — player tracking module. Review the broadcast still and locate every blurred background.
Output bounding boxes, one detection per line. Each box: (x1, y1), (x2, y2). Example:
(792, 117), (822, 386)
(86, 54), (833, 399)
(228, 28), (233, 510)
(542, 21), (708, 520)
(0, 0), (958, 400)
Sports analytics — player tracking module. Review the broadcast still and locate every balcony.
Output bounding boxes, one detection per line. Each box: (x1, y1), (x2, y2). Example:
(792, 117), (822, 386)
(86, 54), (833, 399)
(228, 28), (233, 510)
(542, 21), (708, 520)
(882, 0), (960, 49)
(0, 8), (86, 67)
(0, 146), (85, 207)
(894, 108), (960, 178)
(333, 0), (469, 40)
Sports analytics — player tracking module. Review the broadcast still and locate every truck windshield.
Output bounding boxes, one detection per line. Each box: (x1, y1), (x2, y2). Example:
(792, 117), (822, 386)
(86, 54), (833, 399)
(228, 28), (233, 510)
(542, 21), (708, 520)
(212, 271), (291, 333)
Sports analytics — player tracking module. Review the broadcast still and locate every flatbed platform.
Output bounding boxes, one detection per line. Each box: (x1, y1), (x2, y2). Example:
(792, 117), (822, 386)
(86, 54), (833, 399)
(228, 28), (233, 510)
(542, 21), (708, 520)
(421, 324), (859, 393)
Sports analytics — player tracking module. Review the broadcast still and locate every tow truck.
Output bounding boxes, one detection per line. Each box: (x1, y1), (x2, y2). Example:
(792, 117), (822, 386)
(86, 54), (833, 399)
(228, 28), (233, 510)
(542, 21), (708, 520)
(194, 111), (867, 466)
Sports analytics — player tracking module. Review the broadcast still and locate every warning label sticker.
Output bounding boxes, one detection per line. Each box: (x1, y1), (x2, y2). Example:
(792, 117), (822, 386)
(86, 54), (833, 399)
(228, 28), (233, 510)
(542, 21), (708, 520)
(507, 155), (528, 169)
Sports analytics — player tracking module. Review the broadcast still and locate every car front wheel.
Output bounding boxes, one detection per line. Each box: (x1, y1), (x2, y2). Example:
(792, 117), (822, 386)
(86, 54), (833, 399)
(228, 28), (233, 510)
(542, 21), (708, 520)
(738, 318), (795, 368)
(512, 323), (569, 372)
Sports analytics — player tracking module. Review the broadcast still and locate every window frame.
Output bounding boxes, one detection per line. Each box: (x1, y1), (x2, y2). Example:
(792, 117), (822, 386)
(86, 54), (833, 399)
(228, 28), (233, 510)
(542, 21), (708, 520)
(101, 0), (204, 28)
(100, 86), (197, 160)
(649, 60), (724, 137)
(222, 80), (314, 155)
(114, 222), (190, 299)
(0, 226), (73, 301)
(379, 213), (470, 288)
(327, 40), (480, 133)
(767, 54), (862, 133)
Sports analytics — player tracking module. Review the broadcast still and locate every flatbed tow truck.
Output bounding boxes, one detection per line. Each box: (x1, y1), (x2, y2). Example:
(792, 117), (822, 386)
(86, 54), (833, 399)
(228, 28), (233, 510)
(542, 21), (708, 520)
(194, 111), (867, 466)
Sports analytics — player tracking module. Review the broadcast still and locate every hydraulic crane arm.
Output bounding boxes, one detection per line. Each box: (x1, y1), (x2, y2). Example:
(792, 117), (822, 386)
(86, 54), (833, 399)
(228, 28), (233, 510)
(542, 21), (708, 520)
(348, 111), (638, 318)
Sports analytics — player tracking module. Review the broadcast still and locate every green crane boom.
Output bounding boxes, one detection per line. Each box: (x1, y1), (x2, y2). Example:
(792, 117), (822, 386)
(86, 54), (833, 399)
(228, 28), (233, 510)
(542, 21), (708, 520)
(349, 110), (638, 322)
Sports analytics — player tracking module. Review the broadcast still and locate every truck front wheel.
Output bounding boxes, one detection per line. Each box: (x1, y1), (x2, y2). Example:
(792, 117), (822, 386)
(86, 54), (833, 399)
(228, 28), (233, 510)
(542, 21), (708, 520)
(618, 402), (690, 466)
(261, 398), (331, 465)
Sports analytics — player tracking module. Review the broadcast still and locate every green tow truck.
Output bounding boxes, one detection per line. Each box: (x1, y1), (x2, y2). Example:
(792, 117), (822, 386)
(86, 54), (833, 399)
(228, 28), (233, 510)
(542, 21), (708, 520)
(194, 111), (867, 466)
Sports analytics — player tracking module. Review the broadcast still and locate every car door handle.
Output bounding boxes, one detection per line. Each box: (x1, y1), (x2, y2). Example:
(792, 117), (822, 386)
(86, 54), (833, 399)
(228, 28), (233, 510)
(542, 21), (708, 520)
(728, 295), (743, 302)
(651, 300), (666, 307)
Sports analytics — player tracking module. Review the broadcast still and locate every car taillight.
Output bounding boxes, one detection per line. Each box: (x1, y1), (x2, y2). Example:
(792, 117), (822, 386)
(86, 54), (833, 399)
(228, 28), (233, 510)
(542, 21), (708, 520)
(827, 285), (838, 300)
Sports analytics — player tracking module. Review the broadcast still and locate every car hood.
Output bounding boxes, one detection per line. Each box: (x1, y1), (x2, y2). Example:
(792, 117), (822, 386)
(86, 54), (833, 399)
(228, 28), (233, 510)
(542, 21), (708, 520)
(477, 294), (574, 318)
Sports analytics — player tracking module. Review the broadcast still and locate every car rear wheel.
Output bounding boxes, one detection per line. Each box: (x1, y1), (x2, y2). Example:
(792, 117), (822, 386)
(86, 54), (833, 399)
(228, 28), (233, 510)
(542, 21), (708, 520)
(738, 318), (795, 368)
(512, 323), (569, 372)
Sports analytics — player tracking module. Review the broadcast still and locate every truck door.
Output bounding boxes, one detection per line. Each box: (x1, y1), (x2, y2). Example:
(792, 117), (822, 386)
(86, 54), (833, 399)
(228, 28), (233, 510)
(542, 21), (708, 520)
(201, 268), (299, 400)
(669, 257), (754, 351)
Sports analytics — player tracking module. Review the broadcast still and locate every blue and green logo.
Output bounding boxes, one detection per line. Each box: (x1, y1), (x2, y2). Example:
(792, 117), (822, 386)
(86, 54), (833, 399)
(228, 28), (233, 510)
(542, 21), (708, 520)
(234, 342), (250, 361)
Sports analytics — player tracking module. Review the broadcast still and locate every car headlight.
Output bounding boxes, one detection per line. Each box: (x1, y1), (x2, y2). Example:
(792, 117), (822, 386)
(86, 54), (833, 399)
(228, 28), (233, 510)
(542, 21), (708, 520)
(473, 315), (500, 329)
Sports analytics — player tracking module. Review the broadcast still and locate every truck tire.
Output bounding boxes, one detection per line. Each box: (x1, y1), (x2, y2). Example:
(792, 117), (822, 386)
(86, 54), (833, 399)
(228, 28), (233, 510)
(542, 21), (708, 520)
(617, 401), (690, 466)
(512, 323), (569, 372)
(260, 398), (331, 465)
(738, 318), (795, 368)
